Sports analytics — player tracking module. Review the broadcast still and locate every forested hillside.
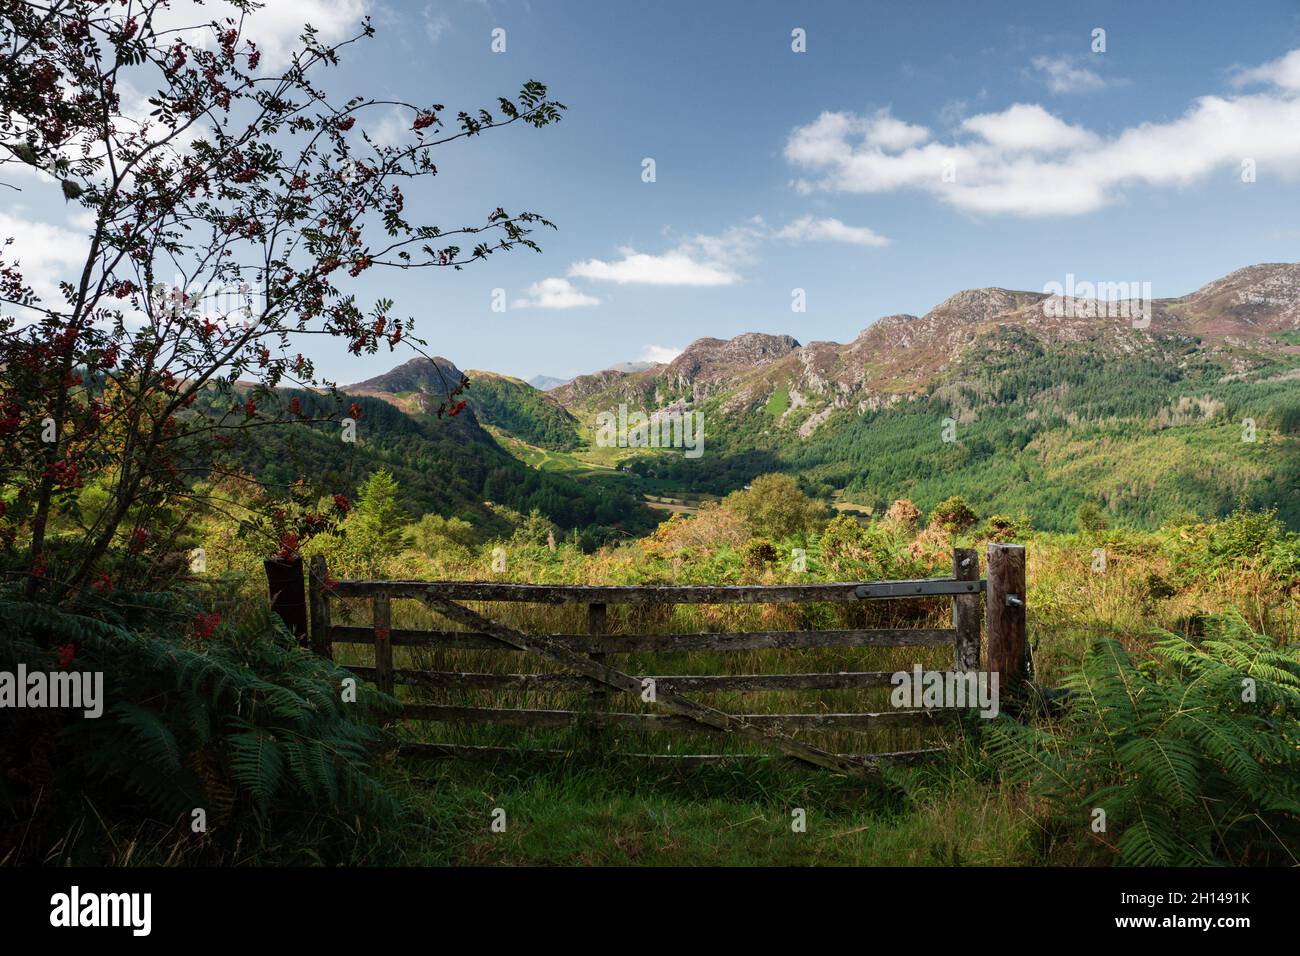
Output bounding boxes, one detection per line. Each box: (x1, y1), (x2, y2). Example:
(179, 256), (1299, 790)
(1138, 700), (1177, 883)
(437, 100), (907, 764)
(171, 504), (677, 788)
(463, 370), (582, 450)
(189, 386), (653, 543)
(204, 264), (1300, 536)
(516, 265), (1300, 530)
(625, 329), (1300, 530)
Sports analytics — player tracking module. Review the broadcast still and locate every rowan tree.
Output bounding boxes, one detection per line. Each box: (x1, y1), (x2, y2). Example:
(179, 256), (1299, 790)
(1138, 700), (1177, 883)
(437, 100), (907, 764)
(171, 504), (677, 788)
(0, 0), (565, 597)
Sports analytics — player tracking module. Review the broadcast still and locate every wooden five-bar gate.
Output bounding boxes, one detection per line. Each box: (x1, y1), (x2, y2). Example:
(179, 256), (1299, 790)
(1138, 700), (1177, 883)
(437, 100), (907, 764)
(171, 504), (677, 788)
(297, 544), (1026, 779)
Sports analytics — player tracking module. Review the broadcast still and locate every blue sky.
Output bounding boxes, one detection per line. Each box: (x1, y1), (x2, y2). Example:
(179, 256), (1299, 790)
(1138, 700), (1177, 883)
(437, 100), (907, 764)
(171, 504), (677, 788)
(10, 0), (1300, 384)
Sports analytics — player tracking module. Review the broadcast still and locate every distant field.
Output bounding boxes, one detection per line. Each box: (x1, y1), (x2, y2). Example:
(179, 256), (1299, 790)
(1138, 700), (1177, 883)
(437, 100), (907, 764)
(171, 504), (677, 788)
(484, 425), (715, 512)
(832, 492), (874, 517)
(643, 491), (718, 515)
(483, 424), (632, 477)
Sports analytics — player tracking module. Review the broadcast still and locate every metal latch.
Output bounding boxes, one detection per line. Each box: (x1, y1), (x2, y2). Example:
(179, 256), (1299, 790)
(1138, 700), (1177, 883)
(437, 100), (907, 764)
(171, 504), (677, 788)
(854, 579), (986, 599)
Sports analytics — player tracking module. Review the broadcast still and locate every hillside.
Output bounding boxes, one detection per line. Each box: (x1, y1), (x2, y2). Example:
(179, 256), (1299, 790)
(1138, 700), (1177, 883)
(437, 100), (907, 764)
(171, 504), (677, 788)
(347, 355), (469, 412)
(301, 264), (1300, 533)
(349, 358), (581, 450)
(555, 265), (1300, 418)
(190, 377), (653, 545)
(544, 263), (1300, 530)
(463, 370), (582, 450)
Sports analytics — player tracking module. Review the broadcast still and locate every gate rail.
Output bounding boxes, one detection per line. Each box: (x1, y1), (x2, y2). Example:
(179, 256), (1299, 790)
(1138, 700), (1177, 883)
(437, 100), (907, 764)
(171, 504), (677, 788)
(303, 544), (1027, 777)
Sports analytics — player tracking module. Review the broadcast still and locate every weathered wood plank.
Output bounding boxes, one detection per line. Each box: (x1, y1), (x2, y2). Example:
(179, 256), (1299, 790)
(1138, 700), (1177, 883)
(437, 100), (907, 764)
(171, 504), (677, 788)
(331, 578), (970, 604)
(399, 703), (938, 731)
(329, 625), (956, 652)
(307, 554), (332, 660)
(986, 543), (1027, 687)
(854, 579), (985, 598)
(372, 592), (393, 695)
(344, 666), (901, 693)
(421, 593), (879, 778)
(397, 742), (944, 767)
(588, 602), (608, 711)
(953, 547), (982, 673)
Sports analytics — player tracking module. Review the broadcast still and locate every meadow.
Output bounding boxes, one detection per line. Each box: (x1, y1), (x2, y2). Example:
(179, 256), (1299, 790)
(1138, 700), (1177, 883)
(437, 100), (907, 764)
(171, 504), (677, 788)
(152, 477), (1300, 866)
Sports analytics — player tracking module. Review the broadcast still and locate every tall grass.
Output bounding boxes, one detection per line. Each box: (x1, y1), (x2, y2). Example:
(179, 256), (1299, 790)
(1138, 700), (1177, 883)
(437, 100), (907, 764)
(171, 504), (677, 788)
(190, 510), (1297, 865)
(280, 519), (1299, 765)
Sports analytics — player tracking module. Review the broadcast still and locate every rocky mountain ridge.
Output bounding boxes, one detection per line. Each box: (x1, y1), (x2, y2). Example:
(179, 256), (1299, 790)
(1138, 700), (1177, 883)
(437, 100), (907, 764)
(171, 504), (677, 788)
(549, 263), (1300, 436)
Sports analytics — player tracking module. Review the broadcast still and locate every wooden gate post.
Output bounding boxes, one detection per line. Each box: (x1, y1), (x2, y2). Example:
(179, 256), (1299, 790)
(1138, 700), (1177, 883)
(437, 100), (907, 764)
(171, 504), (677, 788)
(307, 554), (332, 659)
(986, 543), (1027, 689)
(588, 602), (608, 710)
(265, 554), (308, 646)
(373, 592), (394, 696)
(952, 548), (981, 672)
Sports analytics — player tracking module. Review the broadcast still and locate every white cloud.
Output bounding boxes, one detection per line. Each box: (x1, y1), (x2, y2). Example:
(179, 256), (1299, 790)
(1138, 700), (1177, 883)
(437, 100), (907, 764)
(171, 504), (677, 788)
(569, 226), (760, 286)
(861, 108), (932, 150)
(512, 277), (599, 309)
(423, 6), (452, 43)
(639, 344), (683, 364)
(775, 215), (890, 247)
(240, 0), (370, 66)
(567, 216), (887, 286)
(1231, 48), (1300, 91)
(1031, 55), (1109, 94)
(67, 210), (98, 231)
(569, 250), (737, 286)
(153, 1), (371, 70)
(785, 50), (1300, 216)
(960, 103), (1096, 152)
(0, 211), (89, 307)
(367, 107), (410, 149)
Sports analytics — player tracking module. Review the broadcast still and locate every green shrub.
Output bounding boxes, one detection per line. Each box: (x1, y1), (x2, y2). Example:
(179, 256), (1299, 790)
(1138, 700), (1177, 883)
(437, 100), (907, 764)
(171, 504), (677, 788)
(817, 514), (924, 581)
(0, 586), (401, 864)
(509, 508), (560, 547)
(722, 473), (826, 541)
(930, 495), (977, 534)
(1075, 502), (1109, 534)
(981, 512), (1032, 541)
(410, 513), (476, 557)
(989, 614), (1300, 865)
(1171, 505), (1300, 587)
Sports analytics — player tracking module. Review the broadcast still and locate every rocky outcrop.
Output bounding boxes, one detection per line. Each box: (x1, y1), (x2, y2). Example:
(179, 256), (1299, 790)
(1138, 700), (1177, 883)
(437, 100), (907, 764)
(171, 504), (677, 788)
(348, 355), (466, 397)
(375, 263), (1300, 445)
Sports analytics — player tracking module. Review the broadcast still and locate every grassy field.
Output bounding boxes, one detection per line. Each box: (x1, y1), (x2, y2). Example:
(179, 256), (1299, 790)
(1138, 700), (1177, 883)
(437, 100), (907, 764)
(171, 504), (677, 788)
(382, 748), (1044, 866)
(483, 423), (721, 517)
(482, 424), (634, 476)
(301, 516), (1297, 865)
(831, 491), (875, 517)
(14, 498), (1292, 868)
